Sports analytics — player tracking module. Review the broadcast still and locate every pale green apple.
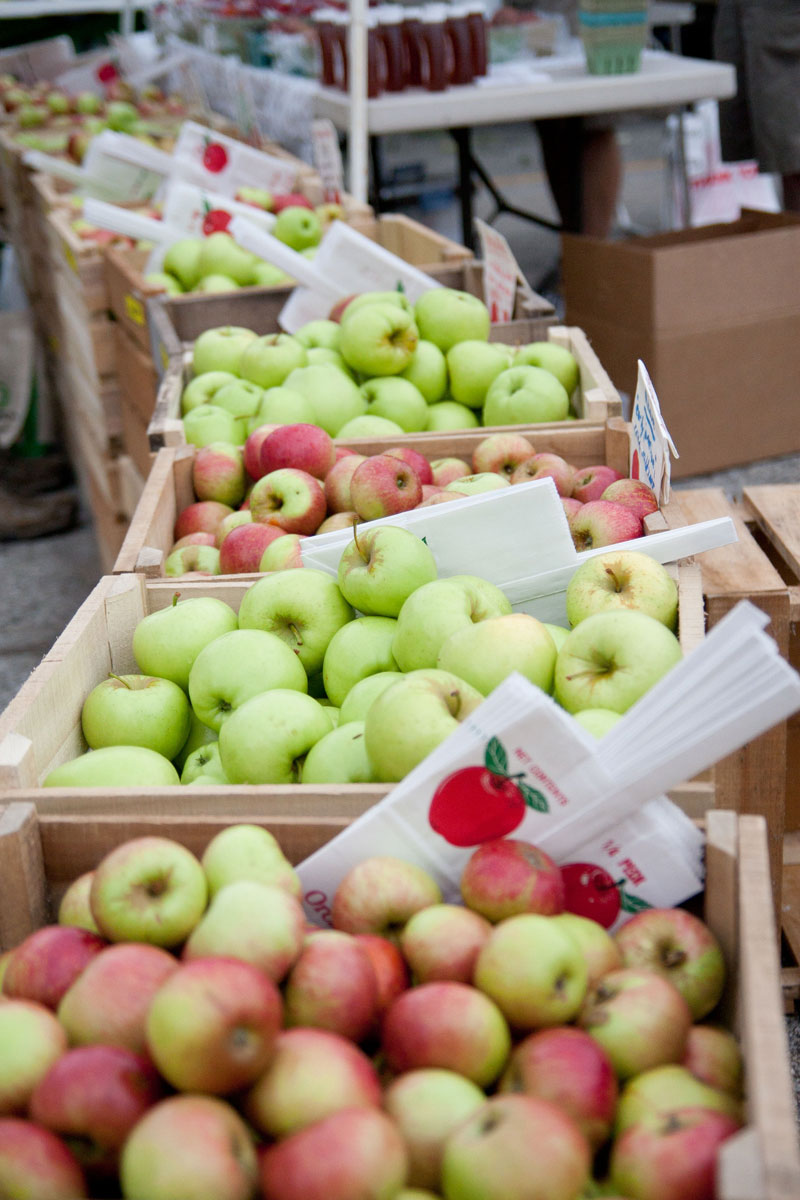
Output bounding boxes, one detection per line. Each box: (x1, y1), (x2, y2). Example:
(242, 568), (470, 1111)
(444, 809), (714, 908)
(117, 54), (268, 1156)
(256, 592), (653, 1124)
(392, 575), (512, 672)
(300, 720), (377, 783)
(614, 1064), (743, 1136)
(181, 371), (238, 414)
(294, 319), (341, 350)
(192, 326), (257, 376)
(201, 824), (301, 899)
(306, 347), (354, 375)
(400, 339), (448, 403)
(219, 689), (334, 783)
(188, 628), (308, 732)
(212, 379), (264, 419)
(0, 1000), (67, 1113)
(132, 596), (238, 691)
(514, 341), (580, 397)
(183, 880), (306, 982)
(164, 545), (222, 576)
(89, 836), (208, 947)
(483, 366), (570, 425)
(164, 238), (204, 291)
(544, 622), (570, 653)
(447, 340), (511, 408)
(364, 668), (484, 782)
(337, 670), (405, 725)
(336, 415), (405, 438)
(554, 610), (682, 714)
(565, 550), (679, 630)
(284, 363), (366, 436)
(182, 404), (242, 447)
(425, 400), (479, 431)
(43, 746), (180, 787)
(239, 334), (308, 390)
(237, 568), (354, 676)
(436, 613), (557, 696)
(339, 302), (419, 377)
(181, 741), (227, 784)
(196, 274), (239, 293)
(81, 674), (191, 760)
(414, 288), (490, 352)
(58, 871), (100, 933)
(144, 271), (183, 296)
(361, 376), (429, 432)
(337, 526), (438, 618)
(256, 385), (316, 426)
(251, 260), (291, 286)
(198, 232), (257, 286)
(173, 711), (218, 771)
(444, 473), (509, 494)
(343, 290), (414, 319)
(273, 206), (322, 251)
(322, 616), (400, 707)
(574, 708), (623, 737)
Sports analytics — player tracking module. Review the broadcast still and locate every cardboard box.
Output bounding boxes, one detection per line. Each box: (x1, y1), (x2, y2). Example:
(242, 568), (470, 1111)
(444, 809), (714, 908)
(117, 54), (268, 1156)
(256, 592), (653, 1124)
(562, 211), (800, 477)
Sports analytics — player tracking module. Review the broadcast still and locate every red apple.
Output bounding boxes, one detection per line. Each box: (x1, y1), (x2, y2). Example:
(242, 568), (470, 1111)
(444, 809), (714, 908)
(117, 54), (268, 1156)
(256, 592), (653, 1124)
(316, 512), (359, 533)
(174, 500), (234, 541)
(324, 453), (367, 512)
(431, 456), (471, 487)
(331, 855), (442, 938)
(171, 531), (217, 551)
(614, 907), (727, 1020)
(601, 477), (659, 521)
(353, 933), (410, 1015)
(350, 454), (423, 520)
(249, 468), (327, 534)
(243, 424), (280, 480)
(192, 443), (246, 506)
(400, 903), (492, 983)
(609, 1105), (742, 1200)
(460, 838), (566, 922)
(282, 930), (379, 1043)
(681, 1024), (743, 1097)
(0, 1118), (87, 1199)
(419, 490), (467, 506)
(568, 500), (643, 551)
(272, 192), (314, 213)
(219, 521), (285, 573)
(383, 1068), (486, 1190)
(561, 496), (583, 521)
(2, 926), (106, 1009)
(578, 967), (693, 1079)
(572, 464), (624, 503)
(260, 423), (336, 479)
(510, 452), (576, 496)
(259, 532), (305, 570)
(29, 1045), (164, 1174)
(472, 433), (535, 478)
(385, 445), (434, 486)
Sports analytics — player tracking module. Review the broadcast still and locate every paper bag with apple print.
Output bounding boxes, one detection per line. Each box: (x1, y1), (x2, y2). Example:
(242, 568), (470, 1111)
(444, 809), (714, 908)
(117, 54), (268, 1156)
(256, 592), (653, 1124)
(297, 601), (800, 927)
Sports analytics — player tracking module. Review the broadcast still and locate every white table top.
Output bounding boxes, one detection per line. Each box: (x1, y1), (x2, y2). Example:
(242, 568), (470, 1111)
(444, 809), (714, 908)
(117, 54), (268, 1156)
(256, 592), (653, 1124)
(314, 48), (736, 136)
(0, 0), (154, 16)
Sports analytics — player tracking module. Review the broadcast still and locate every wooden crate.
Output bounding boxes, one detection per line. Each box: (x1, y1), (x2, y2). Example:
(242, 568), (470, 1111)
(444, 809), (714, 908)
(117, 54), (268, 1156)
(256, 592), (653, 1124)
(0, 804), (797, 1199)
(46, 208), (111, 317)
(147, 322), (615, 458)
(0, 561), (706, 810)
(117, 415), (633, 580)
(113, 323), (160, 479)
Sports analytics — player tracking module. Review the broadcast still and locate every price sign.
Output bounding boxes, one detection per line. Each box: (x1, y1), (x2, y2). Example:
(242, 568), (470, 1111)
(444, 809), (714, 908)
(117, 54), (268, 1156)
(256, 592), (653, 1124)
(630, 361), (678, 504)
(475, 219), (520, 324)
(311, 119), (344, 204)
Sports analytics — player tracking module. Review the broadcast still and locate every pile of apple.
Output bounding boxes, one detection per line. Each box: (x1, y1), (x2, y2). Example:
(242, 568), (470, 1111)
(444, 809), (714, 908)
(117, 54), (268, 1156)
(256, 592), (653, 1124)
(0, 821), (743, 1200)
(179, 286), (583, 445)
(43, 539), (682, 789)
(167, 416), (658, 577)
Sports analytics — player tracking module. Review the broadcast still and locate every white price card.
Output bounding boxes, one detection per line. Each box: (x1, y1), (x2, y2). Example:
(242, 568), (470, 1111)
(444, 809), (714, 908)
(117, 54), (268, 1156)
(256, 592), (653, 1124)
(311, 118), (344, 204)
(630, 360), (678, 505)
(475, 218), (520, 323)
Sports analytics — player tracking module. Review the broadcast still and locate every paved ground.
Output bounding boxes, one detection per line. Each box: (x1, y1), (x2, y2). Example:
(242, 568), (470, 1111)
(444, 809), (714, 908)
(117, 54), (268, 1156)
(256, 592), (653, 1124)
(1, 112), (799, 1109)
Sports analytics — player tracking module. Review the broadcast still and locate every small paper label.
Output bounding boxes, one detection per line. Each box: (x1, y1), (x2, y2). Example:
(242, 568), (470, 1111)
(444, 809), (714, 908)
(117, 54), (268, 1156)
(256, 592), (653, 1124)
(630, 361), (678, 504)
(62, 242), (78, 274)
(125, 294), (146, 326)
(475, 218), (519, 323)
(311, 118), (344, 204)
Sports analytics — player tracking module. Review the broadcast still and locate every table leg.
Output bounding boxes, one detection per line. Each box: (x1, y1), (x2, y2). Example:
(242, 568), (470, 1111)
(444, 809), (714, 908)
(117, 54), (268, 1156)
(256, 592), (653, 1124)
(675, 107), (692, 227)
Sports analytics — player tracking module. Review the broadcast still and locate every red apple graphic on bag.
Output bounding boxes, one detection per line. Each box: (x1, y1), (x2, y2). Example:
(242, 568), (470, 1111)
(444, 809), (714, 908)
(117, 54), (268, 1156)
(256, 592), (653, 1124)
(202, 140), (228, 173)
(202, 207), (232, 236)
(561, 862), (652, 929)
(428, 736), (549, 847)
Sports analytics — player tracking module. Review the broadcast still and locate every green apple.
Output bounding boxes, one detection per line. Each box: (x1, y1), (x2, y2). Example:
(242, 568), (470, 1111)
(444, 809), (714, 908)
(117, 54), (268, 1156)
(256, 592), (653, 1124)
(336, 415), (405, 438)
(240, 334), (308, 390)
(383, 1068), (487, 1192)
(343, 291), (414, 319)
(76, 90), (102, 115)
(337, 525), (438, 618)
(284, 363), (366, 436)
(257, 385), (317, 426)
(294, 319), (341, 350)
(260, 533), (305, 571)
(574, 708), (623, 738)
(106, 100), (139, 131)
(613, 1064), (743, 1136)
(306, 347), (354, 374)
(43, 746), (180, 787)
(215, 510), (252, 547)
(273, 206), (322, 251)
(544, 622), (570, 653)
(444, 472), (508, 494)
(251, 260), (291, 286)
(322, 615), (400, 708)
(447, 340), (510, 408)
(57, 871), (101, 933)
(81, 674), (191, 760)
(425, 400), (479, 431)
(565, 550), (679, 630)
(188, 628), (308, 732)
(483, 366), (570, 425)
(144, 271), (183, 296)
(164, 544), (222, 576)
(201, 824), (301, 899)
(392, 575), (512, 672)
(337, 670), (404, 725)
(181, 371), (238, 414)
(195, 273), (238, 293)
(181, 742), (227, 784)
(437, 613), (557, 696)
(211, 379), (264, 419)
(554, 610), (682, 714)
(364, 668), (484, 782)
(174, 711), (218, 771)
(183, 880), (306, 982)
(219, 689), (334, 783)
(361, 376), (429, 432)
(132, 595), (238, 690)
(339, 303), (419, 377)
(198, 232), (257, 286)
(237, 186), (274, 210)
(514, 341), (580, 396)
(400, 339), (448, 403)
(164, 238), (204, 291)
(0, 999), (67, 1113)
(300, 720), (377, 783)
(237, 568), (354, 676)
(89, 836), (208, 947)
(182, 404), (242, 447)
(474, 913), (589, 1029)
(414, 288), (490, 352)
(192, 326), (257, 376)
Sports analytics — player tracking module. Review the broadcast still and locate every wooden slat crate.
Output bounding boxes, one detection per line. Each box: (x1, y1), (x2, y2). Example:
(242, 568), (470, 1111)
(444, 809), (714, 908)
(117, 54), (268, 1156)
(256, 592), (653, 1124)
(46, 208), (113, 317)
(113, 323), (161, 479)
(116, 415), (633, 581)
(0, 803), (797, 1199)
(0, 558), (707, 816)
(146, 322), (615, 458)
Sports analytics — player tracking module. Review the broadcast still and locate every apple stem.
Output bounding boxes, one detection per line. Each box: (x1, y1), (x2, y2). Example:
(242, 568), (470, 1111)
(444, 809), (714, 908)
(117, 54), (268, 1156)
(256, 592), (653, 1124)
(352, 522), (368, 563)
(172, 592), (181, 608)
(288, 622), (303, 646)
(108, 672), (132, 689)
